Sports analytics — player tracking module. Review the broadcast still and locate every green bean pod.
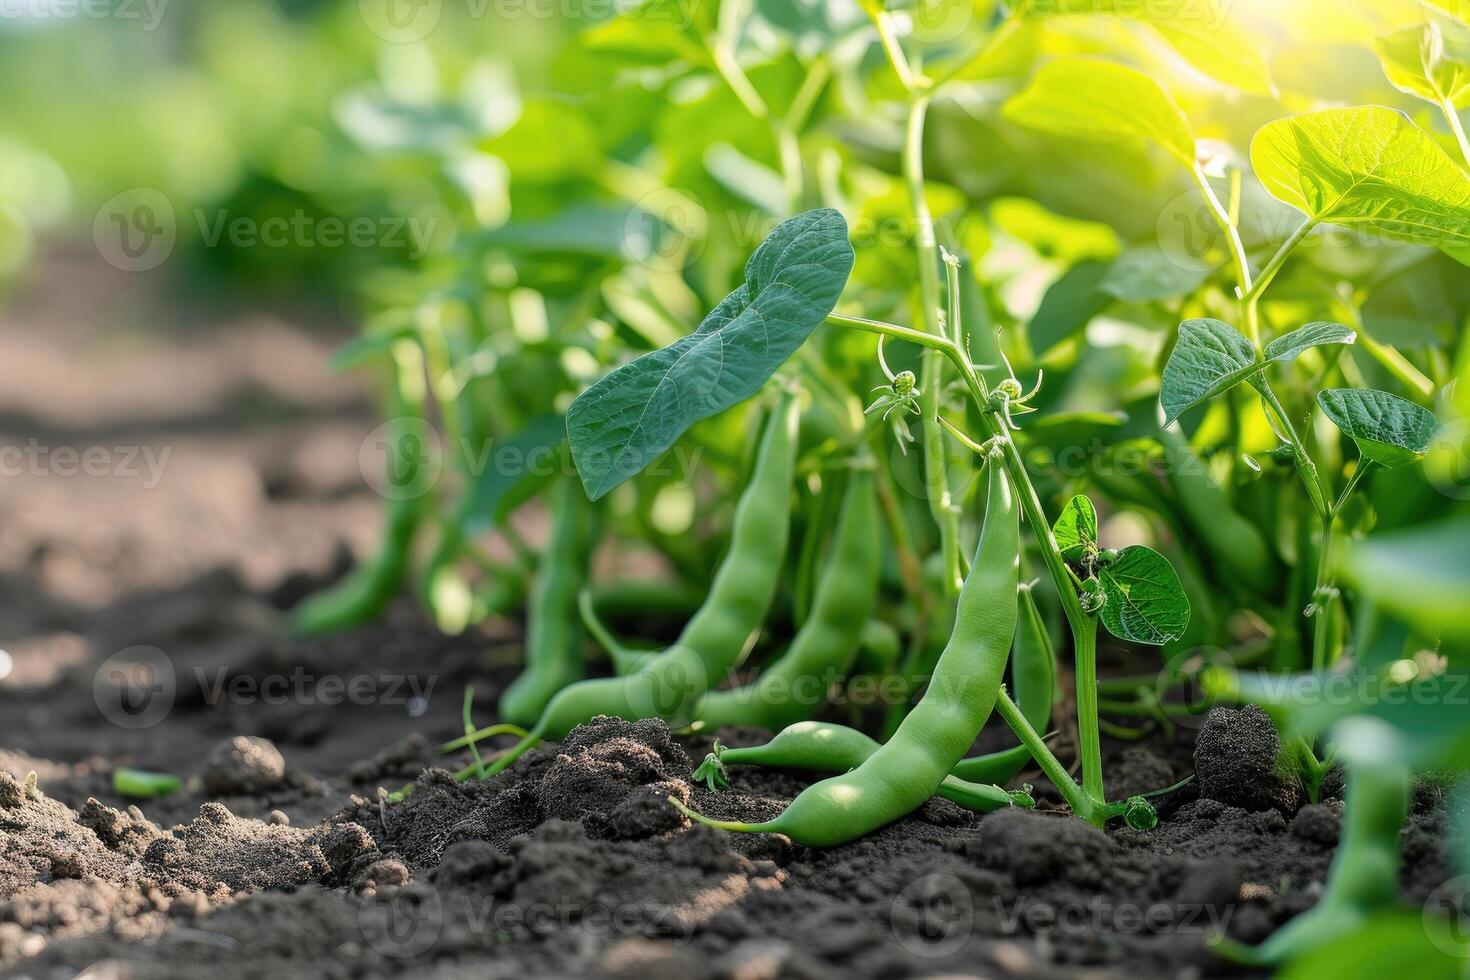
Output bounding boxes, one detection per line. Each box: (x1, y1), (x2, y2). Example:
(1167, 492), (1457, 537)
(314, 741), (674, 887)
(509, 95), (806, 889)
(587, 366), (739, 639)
(696, 721), (1031, 814)
(948, 582), (1055, 785)
(676, 461), (1019, 846)
(292, 347), (427, 635)
(484, 392), (800, 774)
(497, 474), (598, 726)
(692, 468), (880, 731)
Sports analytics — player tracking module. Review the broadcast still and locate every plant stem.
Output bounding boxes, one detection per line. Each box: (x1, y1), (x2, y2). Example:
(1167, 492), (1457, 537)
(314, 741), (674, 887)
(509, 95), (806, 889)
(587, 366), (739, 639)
(895, 90), (963, 597)
(1252, 378), (1329, 518)
(1242, 219), (1316, 307)
(1442, 98), (1470, 170)
(996, 687), (1097, 824)
(1071, 617), (1105, 804)
(870, 8), (925, 91)
(1191, 165), (1256, 340)
(1312, 461), (1372, 671)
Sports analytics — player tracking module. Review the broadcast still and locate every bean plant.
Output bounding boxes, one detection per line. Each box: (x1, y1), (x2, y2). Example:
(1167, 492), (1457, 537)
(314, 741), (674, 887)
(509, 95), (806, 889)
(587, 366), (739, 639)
(302, 0), (1470, 970)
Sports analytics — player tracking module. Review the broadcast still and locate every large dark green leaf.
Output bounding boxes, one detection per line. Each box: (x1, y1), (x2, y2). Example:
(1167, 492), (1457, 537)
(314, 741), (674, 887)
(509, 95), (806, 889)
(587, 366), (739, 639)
(567, 209), (854, 500)
(465, 414), (568, 533)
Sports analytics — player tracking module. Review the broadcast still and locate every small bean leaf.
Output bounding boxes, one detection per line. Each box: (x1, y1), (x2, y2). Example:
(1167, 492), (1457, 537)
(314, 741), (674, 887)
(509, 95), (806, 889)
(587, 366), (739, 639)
(1160, 318), (1260, 425)
(1097, 545), (1191, 645)
(1251, 106), (1470, 254)
(1341, 516), (1470, 645)
(112, 768), (182, 799)
(1317, 388), (1440, 468)
(1053, 494), (1099, 562)
(567, 209), (854, 500)
(1002, 59), (1196, 168)
(1263, 321), (1357, 362)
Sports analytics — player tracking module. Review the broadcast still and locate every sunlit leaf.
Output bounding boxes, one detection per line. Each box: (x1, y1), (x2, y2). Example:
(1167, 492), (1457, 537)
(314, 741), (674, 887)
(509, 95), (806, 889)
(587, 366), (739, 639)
(567, 209), (854, 499)
(1375, 21), (1470, 108)
(1097, 545), (1191, 645)
(1250, 106), (1470, 254)
(1002, 59), (1195, 168)
(1317, 387), (1441, 468)
(1018, 0), (1272, 94)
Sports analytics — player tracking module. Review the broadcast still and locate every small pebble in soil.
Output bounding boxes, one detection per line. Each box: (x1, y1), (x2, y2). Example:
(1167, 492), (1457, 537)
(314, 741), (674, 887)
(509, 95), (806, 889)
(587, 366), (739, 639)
(1193, 704), (1303, 816)
(201, 736), (286, 796)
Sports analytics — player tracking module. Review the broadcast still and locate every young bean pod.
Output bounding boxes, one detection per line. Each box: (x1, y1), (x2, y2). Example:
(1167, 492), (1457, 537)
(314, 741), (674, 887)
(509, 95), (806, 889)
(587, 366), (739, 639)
(692, 468), (880, 731)
(292, 345), (427, 635)
(482, 392), (800, 775)
(497, 473), (599, 726)
(950, 582), (1056, 784)
(694, 721), (1033, 814)
(674, 461), (1020, 846)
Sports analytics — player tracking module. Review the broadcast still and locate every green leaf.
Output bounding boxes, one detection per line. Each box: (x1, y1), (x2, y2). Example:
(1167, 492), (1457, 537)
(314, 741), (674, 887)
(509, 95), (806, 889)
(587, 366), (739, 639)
(1281, 911), (1470, 980)
(482, 99), (601, 183)
(1097, 545), (1190, 645)
(465, 414), (567, 533)
(1097, 245), (1212, 302)
(1160, 318), (1259, 425)
(1317, 388), (1441, 468)
(1017, 0), (1272, 95)
(328, 326), (415, 375)
(1027, 260), (1112, 357)
(1263, 321), (1357, 362)
(1375, 21), (1470, 109)
(1053, 494), (1099, 562)
(1250, 106), (1470, 254)
(112, 768), (182, 798)
(1340, 516), (1470, 643)
(567, 209), (854, 500)
(1002, 59), (1196, 168)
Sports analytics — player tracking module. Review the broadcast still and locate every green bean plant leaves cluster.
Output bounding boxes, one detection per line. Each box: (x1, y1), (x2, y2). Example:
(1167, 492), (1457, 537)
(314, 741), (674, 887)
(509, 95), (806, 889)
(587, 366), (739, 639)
(268, 0), (1470, 970)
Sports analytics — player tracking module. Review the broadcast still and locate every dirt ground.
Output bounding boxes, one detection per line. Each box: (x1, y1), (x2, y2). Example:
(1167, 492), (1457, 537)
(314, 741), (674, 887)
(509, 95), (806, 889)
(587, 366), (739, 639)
(0, 250), (1458, 979)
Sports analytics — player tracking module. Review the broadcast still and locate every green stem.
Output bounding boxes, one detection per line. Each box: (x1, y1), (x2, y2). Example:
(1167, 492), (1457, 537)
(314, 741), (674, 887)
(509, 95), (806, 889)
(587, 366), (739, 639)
(1242, 219), (1316, 307)
(1443, 98), (1470, 171)
(996, 687), (1097, 825)
(1312, 461), (1372, 671)
(1191, 165), (1256, 340)
(1072, 617), (1104, 805)
(1253, 378), (1329, 518)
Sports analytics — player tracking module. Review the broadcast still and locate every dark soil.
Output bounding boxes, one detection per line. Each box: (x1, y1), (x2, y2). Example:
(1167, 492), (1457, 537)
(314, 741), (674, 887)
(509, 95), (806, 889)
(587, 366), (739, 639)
(0, 251), (1459, 978)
